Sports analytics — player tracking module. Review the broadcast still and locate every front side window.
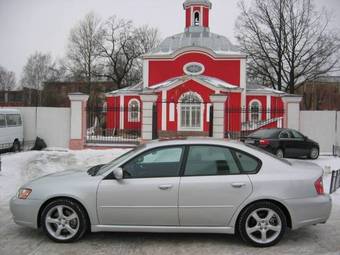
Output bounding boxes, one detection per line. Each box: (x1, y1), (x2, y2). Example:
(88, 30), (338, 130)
(123, 146), (184, 178)
(184, 146), (240, 176)
(179, 92), (202, 130)
(6, 114), (21, 126)
(128, 99), (140, 122)
(0, 114), (6, 127)
(279, 130), (291, 139)
(290, 129), (304, 139)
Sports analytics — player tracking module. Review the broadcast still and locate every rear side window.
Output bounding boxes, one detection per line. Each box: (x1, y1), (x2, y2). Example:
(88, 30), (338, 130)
(0, 114), (5, 127)
(234, 151), (260, 173)
(184, 146), (240, 176)
(6, 114), (22, 126)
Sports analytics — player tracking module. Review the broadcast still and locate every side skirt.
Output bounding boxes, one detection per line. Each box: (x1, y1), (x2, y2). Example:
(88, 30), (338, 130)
(91, 225), (234, 234)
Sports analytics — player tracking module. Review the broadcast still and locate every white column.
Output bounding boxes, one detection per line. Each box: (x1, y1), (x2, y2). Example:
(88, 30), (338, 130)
(119, 95), (124, 129)
(240, 58), (247, 123)
(161, 90), (167, 131)
(266, 95), (271, 120)
(210, 94), (228, 139)
(68, 93), (89, 150)
(282, 96), (302, 130)
(140, 93), (158, 140)
(143, 59), (149, 88)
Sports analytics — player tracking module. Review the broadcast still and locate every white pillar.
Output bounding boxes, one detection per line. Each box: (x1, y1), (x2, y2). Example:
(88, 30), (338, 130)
(68, 93), (89, 150)
(210, 94), (228, 139)
(140, 93), (158, 140)
(282, 96), (302, 130)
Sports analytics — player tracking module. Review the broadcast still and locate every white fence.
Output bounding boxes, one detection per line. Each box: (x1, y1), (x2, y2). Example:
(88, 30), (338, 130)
(14, 107), (70, 149)
(300, 111), (340, 154)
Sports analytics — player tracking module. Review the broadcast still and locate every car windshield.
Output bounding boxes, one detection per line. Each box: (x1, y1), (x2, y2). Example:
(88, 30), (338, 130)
(248, 129), (280, 139)
(94, 145), (145, 176)
(245, 144), (292, 166)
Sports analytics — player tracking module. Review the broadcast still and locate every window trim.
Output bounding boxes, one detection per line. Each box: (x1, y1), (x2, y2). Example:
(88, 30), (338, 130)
(5, 114), (22, 127)
(127, 99), (140, 122)
(177, 91), (204, 132)
(249, 99), (262, 123)
(180, 145), (262, 177)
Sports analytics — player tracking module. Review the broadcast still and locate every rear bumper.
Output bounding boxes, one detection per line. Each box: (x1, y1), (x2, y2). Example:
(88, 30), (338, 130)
(9, 196), (43, 229)
(285, 194), (332, 230)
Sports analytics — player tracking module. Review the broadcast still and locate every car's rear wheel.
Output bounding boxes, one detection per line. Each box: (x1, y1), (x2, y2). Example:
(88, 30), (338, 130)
(309, 147), (319, 160)
(12, 140), (20, 152)
(275, 148), (284, 158)
(41, 199), (88, 243)
(237, 201), (287, 247)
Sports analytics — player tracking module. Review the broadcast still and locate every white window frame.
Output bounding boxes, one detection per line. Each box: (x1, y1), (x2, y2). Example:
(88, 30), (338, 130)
(193, 11), (201, 26)
(128, 99), (140, 122)
(177, 92), (204, 132)
(249, 99), (262, 123)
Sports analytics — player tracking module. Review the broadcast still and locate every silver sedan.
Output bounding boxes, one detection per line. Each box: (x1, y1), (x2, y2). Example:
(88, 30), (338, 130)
(10, 139), (332, 247)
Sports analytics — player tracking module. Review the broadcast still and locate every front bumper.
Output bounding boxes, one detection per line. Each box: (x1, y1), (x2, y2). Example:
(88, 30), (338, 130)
(9, 196), (43, 229)
(285, 194), (332, 230)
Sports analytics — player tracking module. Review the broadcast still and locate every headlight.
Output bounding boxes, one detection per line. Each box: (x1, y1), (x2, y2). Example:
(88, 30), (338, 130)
(18, 188), (32, 199)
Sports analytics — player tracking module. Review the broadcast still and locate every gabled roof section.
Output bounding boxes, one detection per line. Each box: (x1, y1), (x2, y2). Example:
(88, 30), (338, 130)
(106, 76), (241, 96)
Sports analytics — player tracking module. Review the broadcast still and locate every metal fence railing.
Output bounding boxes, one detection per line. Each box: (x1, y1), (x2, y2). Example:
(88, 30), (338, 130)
(330, 169), (340, 194)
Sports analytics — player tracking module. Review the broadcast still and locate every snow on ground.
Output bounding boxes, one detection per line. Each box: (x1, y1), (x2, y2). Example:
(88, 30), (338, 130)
(0, 150), (339, 205)
(0, 148), (129, 203)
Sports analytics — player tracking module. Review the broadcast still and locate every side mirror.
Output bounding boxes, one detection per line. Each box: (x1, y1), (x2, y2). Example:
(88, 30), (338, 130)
(113, 167), (123, 180)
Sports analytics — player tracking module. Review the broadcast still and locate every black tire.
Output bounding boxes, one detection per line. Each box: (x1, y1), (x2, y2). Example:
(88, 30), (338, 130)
(12, 140), (20, 152)
(308, 147), (319, 160)
(40, 199), (88, 243)
(275, 148), (284, 158)
(237, 201), (287, 247)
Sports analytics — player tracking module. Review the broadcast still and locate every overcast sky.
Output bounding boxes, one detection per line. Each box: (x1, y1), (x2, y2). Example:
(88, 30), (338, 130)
(0, 0), (339, 79)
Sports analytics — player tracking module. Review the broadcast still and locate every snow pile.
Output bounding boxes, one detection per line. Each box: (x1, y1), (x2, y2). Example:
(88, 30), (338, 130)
(0, 149), (129, 203)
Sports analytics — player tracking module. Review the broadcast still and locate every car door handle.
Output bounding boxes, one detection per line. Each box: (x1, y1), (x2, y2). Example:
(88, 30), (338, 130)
(231, 183), (246, 188)
(159, 184), (173, 190)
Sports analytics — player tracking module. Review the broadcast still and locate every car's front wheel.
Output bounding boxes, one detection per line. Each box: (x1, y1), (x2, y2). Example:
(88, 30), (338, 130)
(41, 199), (88, 243)
(275, 148), (284, 158)
(237, 201), (287, 247)
(309, 147), (319, 160)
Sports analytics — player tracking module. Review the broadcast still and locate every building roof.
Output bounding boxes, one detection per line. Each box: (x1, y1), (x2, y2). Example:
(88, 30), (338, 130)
(246, 83), (287, 95)
(107, 75), (241, 96)
(183, 0), (212, 9)
(146, 30), (242, 57)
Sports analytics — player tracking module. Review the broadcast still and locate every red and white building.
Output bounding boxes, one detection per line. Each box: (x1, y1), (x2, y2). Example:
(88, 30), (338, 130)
(106, 0), (293, 139)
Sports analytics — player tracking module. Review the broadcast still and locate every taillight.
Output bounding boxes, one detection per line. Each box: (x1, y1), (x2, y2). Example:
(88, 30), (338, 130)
(314, 177), (324, 195)
(259, 139), (270, 146)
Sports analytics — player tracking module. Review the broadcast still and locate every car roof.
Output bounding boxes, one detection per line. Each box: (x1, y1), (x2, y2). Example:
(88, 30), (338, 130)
(143, 137), (243, 149)
(0, 108), (21, 114)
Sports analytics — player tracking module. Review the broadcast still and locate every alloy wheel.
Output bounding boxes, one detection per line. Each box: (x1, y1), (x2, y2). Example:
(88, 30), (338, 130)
(45, 205), (80, 241)
(245, 208), (282, 245)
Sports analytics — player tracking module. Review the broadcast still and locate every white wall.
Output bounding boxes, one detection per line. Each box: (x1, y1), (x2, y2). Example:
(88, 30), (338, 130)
(15, 107), (70, 148)
(300, 111), (337, 154)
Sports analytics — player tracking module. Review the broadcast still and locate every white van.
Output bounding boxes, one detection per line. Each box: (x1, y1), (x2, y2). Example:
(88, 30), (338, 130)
(0, 109), (23, 151)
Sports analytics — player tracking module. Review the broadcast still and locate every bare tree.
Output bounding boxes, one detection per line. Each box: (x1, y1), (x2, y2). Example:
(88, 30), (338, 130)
(66, 12), (104, 93)
(98, 16), (160, 89)
(236, 0), (340, 93)
(21, 52), (57, 105)
(0, 66), (16, 91)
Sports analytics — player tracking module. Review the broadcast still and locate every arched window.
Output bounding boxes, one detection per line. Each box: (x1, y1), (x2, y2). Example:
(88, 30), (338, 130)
(179, 92), (203, 130)
(194, 11), (200, 26)
(249, 100), (262, 122)
(128, 99), (140, 122)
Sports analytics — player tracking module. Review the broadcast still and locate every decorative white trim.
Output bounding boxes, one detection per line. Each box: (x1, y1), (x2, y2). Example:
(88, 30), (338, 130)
(183, 62), (205, 75)
(240, 59), (246, 90)
(266, 95), (271, 120)
(169, 102), (175, 122)
(162, 91), (167, 130)
(119, 95), (124, 129)
(206, 103), (211, 122)
(200, 6), (203, 26)
(127, 99), (140, 122)
(143, 60), (149, 88)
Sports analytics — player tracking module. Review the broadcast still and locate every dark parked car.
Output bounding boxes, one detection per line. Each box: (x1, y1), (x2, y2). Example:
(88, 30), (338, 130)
(241, 128), (319, 159)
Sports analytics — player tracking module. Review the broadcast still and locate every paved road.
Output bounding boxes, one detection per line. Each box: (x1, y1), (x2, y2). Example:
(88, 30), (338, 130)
(0, 199), (339, 255)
